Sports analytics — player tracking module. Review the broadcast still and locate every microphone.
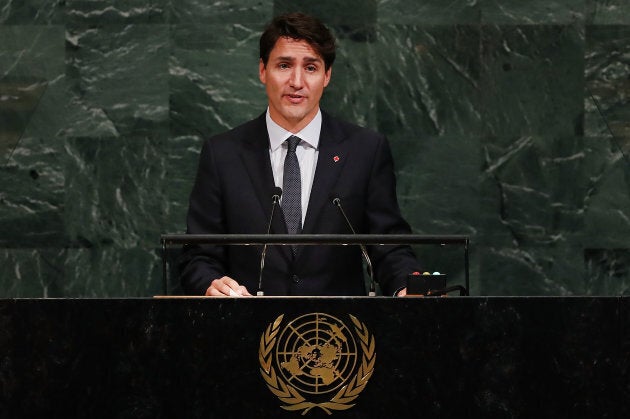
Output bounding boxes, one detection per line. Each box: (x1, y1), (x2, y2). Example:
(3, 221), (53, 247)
(258, 187), (282, 296)
(332, 196), (376, 296)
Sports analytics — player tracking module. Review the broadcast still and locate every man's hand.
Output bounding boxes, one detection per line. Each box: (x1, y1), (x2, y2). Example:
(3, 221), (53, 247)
(395, 287), (407, 297)
(205, 276), (252, 297)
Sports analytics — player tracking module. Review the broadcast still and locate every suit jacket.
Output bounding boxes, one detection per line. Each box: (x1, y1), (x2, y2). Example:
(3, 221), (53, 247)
(179, 111), (420, 296)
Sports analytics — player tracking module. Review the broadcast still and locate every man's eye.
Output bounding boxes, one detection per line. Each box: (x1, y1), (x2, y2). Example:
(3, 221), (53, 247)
(279, 63), (289, 69)
(306, 65), (317, 72)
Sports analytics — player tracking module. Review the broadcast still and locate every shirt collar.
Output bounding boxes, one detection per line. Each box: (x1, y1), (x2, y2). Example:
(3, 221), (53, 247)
(266, 108), (322, 151)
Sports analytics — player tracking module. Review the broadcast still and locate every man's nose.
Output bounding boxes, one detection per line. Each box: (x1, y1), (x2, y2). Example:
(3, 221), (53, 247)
(289, 68), (303, 88)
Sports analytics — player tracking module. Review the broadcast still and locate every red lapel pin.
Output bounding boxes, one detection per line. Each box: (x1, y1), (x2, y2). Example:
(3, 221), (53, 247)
(333, 155), (340, 162)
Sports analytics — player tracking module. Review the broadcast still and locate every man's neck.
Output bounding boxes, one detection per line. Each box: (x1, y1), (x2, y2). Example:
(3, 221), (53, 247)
(268, 107), (320, 134)
(265, 108), (322, 151)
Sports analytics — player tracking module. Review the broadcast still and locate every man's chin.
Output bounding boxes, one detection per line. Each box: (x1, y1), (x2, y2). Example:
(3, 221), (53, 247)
(270, 104), (318, 130)
(280, 108), (309, 123)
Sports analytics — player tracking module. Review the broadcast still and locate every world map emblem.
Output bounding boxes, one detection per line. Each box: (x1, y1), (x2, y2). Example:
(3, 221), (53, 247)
(259, 313), (376, 414)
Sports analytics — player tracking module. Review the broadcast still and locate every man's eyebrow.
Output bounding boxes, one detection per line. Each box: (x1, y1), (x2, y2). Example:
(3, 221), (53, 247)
(273, 55), (295, 62)
(272, 55), (323, 63)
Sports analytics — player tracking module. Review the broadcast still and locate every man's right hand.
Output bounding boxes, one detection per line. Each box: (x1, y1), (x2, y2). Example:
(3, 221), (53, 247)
(205, 276), (252, 296)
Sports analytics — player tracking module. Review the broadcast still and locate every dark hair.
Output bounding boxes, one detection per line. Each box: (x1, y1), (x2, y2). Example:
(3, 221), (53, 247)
(259, 13), (336, 70)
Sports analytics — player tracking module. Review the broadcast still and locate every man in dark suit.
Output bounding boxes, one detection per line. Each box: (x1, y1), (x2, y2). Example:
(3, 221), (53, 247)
(180, 12), (420, 297)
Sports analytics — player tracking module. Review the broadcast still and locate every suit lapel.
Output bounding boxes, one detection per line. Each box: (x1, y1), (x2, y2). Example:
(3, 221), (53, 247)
(239, 113), (292, 261)
(302, 112), (349, 235)
(239, 114), (289, 234)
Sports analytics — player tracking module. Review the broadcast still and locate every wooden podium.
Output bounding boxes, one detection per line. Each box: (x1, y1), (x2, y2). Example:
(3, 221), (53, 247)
(1, 297), (627, 418)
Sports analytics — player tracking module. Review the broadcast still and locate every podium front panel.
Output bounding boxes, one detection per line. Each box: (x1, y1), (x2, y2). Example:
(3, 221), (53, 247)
(0, 297), (627, 418)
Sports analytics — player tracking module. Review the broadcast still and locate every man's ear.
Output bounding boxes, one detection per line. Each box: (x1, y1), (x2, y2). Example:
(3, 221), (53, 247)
(259, 59), (266, 84)
(323, 66), (332, 88)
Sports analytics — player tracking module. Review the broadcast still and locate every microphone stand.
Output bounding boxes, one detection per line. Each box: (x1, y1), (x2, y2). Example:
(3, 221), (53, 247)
(258, 189), (282, 296)
(332, 198), (376, 296)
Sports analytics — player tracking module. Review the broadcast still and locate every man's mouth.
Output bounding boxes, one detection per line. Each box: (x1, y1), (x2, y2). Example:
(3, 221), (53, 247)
(285, 94), (305, 104)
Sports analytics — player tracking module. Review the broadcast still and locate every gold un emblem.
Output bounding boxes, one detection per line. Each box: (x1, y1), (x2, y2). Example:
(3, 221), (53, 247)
(259, 313), (376, 415)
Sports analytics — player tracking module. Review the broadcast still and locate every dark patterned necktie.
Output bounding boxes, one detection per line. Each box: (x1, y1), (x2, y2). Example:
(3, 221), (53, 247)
(282, 136), (302, 247)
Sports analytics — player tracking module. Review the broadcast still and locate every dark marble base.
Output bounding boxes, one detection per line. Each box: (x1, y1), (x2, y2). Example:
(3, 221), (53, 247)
(0, 297), (628, 418)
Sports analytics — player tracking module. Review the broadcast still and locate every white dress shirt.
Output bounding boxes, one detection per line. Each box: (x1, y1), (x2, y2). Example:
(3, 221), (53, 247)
(266, 109), (321, 225)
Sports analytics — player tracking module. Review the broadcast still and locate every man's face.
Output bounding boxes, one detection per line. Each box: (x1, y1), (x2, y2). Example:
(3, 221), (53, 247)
(259, 37), (332, 132)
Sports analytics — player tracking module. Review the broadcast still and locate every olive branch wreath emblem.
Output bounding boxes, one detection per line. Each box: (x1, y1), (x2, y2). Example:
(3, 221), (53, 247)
(258, 314), (376, 415)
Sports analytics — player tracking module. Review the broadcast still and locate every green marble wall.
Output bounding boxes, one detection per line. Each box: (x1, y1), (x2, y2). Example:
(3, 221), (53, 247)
(0, 0), (628, 297)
